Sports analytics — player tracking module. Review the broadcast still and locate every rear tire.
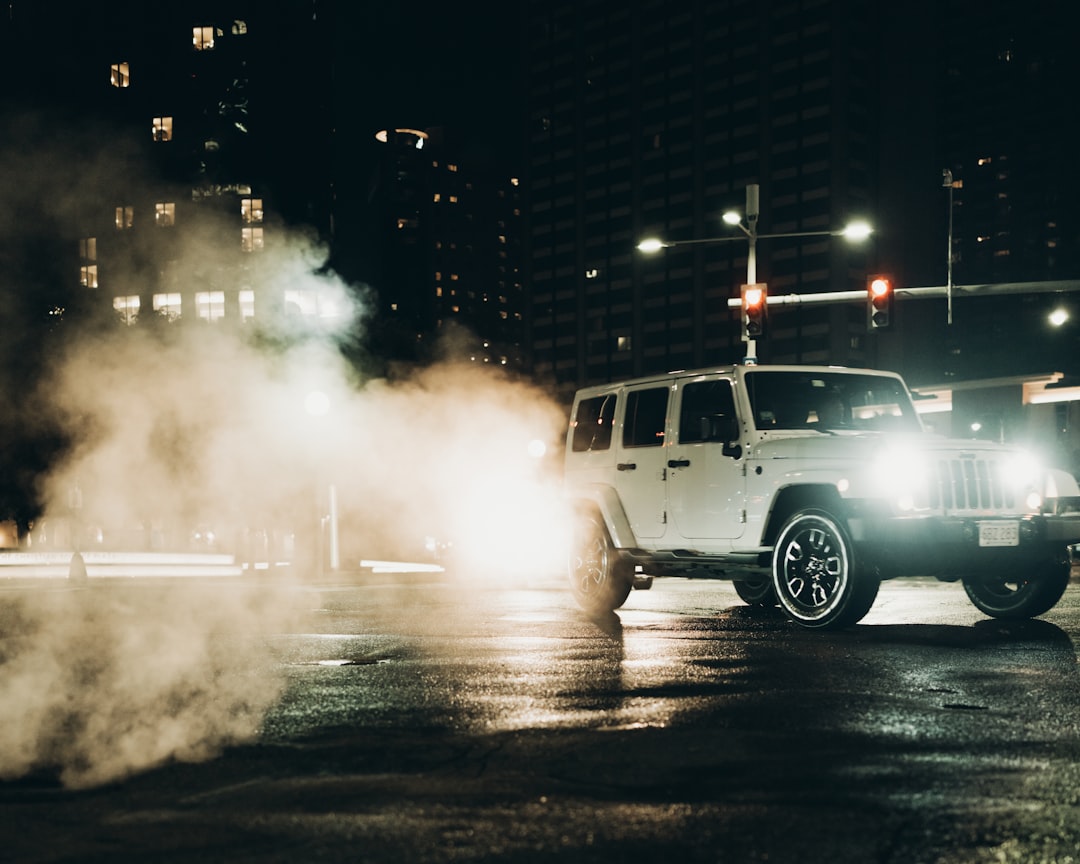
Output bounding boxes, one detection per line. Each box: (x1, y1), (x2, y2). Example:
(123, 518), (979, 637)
(733, 577), (777, 607)
(962, 557), (1071, 620)
(771, 509), (879, 629)
(568, 513), (633, 614)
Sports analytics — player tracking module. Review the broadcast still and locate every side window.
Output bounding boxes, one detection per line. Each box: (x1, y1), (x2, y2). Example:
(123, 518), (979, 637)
(679, 379), (737, 444)
(623, 387), (668, 448)
(571, 393), (617, 452)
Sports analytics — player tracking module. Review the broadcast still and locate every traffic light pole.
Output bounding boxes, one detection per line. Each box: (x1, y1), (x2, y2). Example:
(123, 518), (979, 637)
(724, 279), (1080, 311)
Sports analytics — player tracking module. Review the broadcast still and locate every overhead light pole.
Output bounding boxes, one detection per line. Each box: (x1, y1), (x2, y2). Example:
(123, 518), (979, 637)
(637, 183), (873, 363)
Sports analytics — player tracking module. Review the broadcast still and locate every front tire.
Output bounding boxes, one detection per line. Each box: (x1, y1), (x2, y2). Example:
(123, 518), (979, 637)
(772, 509), (879, 629)
(962, 557), (1071, 620)
(568, 513), (633, 614)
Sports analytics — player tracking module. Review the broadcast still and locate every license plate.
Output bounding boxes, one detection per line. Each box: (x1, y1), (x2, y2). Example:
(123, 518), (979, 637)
(978, 521), (1019, 547)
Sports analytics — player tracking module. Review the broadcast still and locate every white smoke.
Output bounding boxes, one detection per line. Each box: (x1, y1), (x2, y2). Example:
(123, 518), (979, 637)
(0, 239), (570, 789)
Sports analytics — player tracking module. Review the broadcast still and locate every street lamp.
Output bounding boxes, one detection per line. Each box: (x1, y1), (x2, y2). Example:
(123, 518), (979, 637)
(637, 183), (872, 362)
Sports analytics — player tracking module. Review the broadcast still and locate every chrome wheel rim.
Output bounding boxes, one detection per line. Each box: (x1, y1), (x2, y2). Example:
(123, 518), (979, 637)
(778, 518), (848, 619)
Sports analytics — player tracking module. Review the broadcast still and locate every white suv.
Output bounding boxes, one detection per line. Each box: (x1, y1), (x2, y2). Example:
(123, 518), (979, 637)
(563, 364), (1080, 629)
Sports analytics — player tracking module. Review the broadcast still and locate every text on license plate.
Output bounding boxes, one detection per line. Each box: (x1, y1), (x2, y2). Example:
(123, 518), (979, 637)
(978, 521), (1020, 547)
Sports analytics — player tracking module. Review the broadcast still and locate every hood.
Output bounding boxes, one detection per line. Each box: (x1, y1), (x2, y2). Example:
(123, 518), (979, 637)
(750, 430), (1020, 463)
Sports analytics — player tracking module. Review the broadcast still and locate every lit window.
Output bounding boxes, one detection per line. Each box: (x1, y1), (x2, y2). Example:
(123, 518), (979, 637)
(232, 20), (247, 35)
(585, 268), (599, 279)
(390, 303), (398, 311)
(241, 227), (264, 252)
(110, 62), (130, 88)
(448, 164), (458, 172)
(80, 265), (98, 288)
(153, 292), (181, 320)
(152, 117), (173, 142)
(436, 287), (443, 297)
(978, 156), (992, 166)
(239, 289), (255, 321)
(433, 193), (441, 202)
(115, 206), (134, 229)
(155, 202), (176, 227)
(196, 291), (225, 322)
(113, 295), (140, 325)
(241, 198), (263, 223)
(617, 335), (632, 351)
(510, 177), (520, 186)
(284, 288), (339, 319)
(79, 237), (97, 261)
(449, 195), (458, 203)
(193, 26), (215, 50)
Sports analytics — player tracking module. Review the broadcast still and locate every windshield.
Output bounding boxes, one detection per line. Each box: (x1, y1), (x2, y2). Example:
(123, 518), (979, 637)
(745, 370), (922, 434)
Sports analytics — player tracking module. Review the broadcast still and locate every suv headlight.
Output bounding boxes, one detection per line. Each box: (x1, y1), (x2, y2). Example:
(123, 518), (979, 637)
(1001, 451), (1043, 511)
(872, 445), (928, 511)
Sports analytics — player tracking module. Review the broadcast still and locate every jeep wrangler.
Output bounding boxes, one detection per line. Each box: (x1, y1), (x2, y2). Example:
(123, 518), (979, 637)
(564, 364), (1080, 629)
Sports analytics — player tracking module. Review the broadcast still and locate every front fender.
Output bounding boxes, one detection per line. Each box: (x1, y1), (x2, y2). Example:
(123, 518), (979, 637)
(1046, 467), (1080, 499)
(564, 484), (637, 549)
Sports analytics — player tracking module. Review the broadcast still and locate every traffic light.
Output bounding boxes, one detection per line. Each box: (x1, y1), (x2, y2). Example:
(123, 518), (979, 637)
(741, 283), (767, 340)
(867, 276), (893, 330)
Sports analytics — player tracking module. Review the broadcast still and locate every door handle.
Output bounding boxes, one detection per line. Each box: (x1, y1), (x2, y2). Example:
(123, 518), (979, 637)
(668, 459), (691, 468)
(616, 462), (637, 471)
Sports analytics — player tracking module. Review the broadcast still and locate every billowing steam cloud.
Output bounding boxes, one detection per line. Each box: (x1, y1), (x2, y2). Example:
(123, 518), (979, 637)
(0, 212), (569, 790)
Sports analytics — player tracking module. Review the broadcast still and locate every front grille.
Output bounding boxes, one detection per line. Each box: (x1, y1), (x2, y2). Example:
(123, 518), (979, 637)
(927, 456), (1016, 512)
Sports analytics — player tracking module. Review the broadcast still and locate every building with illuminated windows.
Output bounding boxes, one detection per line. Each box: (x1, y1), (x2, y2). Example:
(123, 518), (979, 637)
(1, 2), (336, 332)
(0, 1), (526, 371)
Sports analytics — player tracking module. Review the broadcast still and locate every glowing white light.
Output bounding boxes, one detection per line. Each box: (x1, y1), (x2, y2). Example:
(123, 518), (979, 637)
(527, 439), (547, 459)
(722, 211), (742, 225)
(841, 221), (873, 241)
(1001, 451), (1041, 494)
(637, 238), (666, 253)
(873, 445), (928, 509)
(1049, 307), (1069, 327)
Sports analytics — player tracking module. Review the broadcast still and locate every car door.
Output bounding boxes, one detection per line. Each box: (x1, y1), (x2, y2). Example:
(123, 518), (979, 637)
(665, 375), (747, 543)
(613, 383), (670, 540)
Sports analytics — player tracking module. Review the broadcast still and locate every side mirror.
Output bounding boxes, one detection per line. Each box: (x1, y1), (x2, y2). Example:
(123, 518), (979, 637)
(711, 414), (743, 459)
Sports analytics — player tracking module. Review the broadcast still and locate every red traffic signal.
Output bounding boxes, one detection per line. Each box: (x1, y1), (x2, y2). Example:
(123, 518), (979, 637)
(741, 283), (767, 340)
(867, 276), (893, 330)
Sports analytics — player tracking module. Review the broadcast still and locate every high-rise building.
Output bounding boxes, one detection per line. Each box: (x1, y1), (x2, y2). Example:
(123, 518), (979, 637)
(523, 0), (881, 396)
(1, 1), (338, 332)
(363, 126), (527, 369)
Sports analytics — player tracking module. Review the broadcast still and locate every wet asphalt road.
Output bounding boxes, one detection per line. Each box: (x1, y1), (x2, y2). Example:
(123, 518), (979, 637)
(5, 570), (1080, 863)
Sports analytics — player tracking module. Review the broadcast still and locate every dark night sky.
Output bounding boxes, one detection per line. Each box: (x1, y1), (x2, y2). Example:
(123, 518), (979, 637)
(331, 2), (523, 173)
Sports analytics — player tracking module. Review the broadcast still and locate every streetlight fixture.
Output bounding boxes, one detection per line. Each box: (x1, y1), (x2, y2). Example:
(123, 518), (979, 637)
(637, 183), (873, 362)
